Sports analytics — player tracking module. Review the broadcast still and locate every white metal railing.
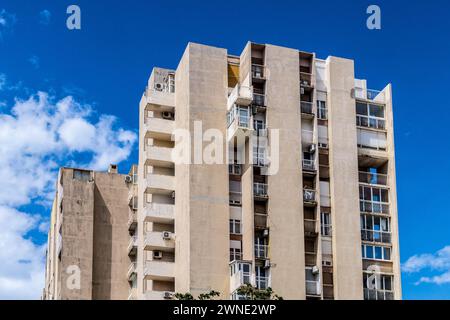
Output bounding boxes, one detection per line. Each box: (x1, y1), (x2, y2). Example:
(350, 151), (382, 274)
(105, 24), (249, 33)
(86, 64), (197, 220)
(364, 288), (394, 300)
(361, 229), (392, 244)
(254, 243), (268, 259)
(354, 88), (386, 103)
(301, 129), (314, 144)
(359, 172), (388, 186)
(303, 189), (316, 202)
(252, 64), (265, 79)
(360, 200), (389, 215)
(301, 101), (314, 114)
(253, 93), (265, 107)
(356, 114), (386, 130)
(256, 276), (269, 290)
(302, 159), (315, 171)
(305, 280), (321, 296)
(128, 236), (137, 253)
(321, 224), (332, 236)
(253, 152), (269, 167)
(229, 164), (242, 175)
(253, 183), (268, 197)
(127, 262), (136, 279)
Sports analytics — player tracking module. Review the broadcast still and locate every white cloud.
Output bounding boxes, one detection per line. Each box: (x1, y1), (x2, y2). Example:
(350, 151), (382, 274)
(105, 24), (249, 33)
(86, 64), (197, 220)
(0, 90), (137, 299)
(28, 55), (40, 69)
(39, 10), (51, 25)
(0, 9), (16, 39)
(402, 246), (450, 285)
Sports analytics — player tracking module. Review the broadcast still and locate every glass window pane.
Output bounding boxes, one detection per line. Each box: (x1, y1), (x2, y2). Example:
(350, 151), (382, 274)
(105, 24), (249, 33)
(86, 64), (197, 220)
(375, 246), (382, 259)
(356, 102), (368, 115)
(383, 247), (391, 260)
(369, 104), (384, 118)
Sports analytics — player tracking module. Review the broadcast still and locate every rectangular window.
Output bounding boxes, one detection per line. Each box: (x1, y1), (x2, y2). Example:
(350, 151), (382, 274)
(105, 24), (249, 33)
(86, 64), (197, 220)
(317, 100), (327, 119)
(229, 219), (241, 235)
(362, 244), (391, 261)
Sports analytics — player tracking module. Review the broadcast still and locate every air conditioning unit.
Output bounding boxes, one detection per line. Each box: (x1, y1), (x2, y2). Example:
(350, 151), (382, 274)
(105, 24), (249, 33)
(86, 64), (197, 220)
(312, 265), (320, 275)
(263, 229), (270, 237)
(125, 175), (133, 183)
(163, 291), (173, 299)
(309, 144), (316, 153)
(162, 231), (172, 240)
(154, 83), (164, 91)
(162, 111), (174, 120)
(153, 251), (163, 259)
(264, 260), (271, 268)
(322, 260), (333, 267)
(171, 191), (175, 199)
(229, 199), (241, 205)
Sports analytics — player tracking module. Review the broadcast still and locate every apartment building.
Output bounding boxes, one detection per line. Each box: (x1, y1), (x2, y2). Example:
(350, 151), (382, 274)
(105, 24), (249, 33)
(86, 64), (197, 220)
(42, 165), (136, 300)
(136, 41), (401, 300)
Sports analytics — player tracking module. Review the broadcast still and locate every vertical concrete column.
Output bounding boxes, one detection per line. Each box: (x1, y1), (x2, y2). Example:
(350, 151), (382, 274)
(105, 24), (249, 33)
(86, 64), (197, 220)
(265, 44), (306, 299)
(327, 57), (363, 299)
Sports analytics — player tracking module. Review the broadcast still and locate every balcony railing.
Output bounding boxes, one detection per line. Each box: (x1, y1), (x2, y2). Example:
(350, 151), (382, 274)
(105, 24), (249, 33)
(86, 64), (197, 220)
(229, 164), (242, 175)
(253, 154), (269, 167)
(127, 262), (137, 280)
(253, 93), (266, 107)
(361, 229), (392, 244)
(354, 88), (386, 103)
(356, 115), (386, 130)
(254, 243), (268, 259)
(254, 183), (268, 198)
(301, 101), (314, 115)
(305, 280), (321, 296)
(302, 159), (315, 171)
(303, 189), (316, 202)
(360, 200), (389, 215)
(304, 219), (317, 234)
(252, 64), (265, 79)
(364, 288), (394, 300)
(256, 276), (269, 290)
(359, 172), (388, 186)
(229, 113), (251, 129)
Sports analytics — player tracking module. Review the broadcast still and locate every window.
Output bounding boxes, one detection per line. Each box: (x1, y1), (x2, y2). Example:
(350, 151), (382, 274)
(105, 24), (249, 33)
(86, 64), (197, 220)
(361, 244), (391, 261)
(230, 248), (242, 261)
(359, 186), (389, 214)
(317, 100), (327, 119)
(363, 273), (394, 300)
(360, 215), (391, 243)
(229, 219), (241, 235)
(320, 212), (332, 236)
(254, 119), (265, 131)
(356, 102), (385, 130)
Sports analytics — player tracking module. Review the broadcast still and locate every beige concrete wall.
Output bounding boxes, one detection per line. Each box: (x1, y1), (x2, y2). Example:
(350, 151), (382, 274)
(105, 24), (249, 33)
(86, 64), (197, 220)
(384, 84), (402, 299)
(59, 168), (95, 300)
(265, 44), (306, 299)
(327, 57), (364, 299)
(92, 171), (130, 300)
(175, 43), (230, 298)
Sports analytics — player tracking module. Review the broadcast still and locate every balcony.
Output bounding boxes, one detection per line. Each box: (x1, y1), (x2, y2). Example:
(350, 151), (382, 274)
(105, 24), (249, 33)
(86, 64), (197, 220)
(305, 280), (321, 296)
(144, 231), (175, 252)
(254, 213), (268, 229)
(127, 236), (137, 256)
(303, 189), (317, 205)
(301, 129), (314, 145)
(146, 146), (173, 167)
(300, 72), (314, 91)
(145, 87), (175, 110)
(146, 174), (175, 194)
(356, 114), (386, 131)
(127, 212), (137, 232)
(227, 106), (253, 145)
(300, 101), (315, 118)
(304, 219), (317, 236)
(252, 64), (266, 81)
(145, 290), (175, 300)
(144, 117), (175, 141)
(359, 171), (388, 186)
(227, 84), (253, 110)
(128, 288), (137, 300)
(144, 202), (174, 223)
(361, 229), (392, 244)
(253, 183), (268, 199)
(144, 261), (175, 281)
(360, 200), (389, 215)
(229, 260), (253, 293)
(253, 154), (269, 167)
(254, 243), (268, 259)
(364, 288), (394, 300)
(354, 88), (386, 104)
(302, 159), (316, 172)
(252, 93), (266, 109)
(127, 262), (137, 281)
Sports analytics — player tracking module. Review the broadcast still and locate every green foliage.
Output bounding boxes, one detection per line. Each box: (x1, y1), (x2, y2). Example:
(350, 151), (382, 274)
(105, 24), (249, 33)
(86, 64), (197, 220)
(174, 290), (220, 300)
(236, 284), (283, 300)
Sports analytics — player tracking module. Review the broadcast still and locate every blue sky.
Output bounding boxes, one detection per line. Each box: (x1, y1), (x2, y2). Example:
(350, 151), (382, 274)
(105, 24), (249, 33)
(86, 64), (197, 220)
(0, 0), (449, 299)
